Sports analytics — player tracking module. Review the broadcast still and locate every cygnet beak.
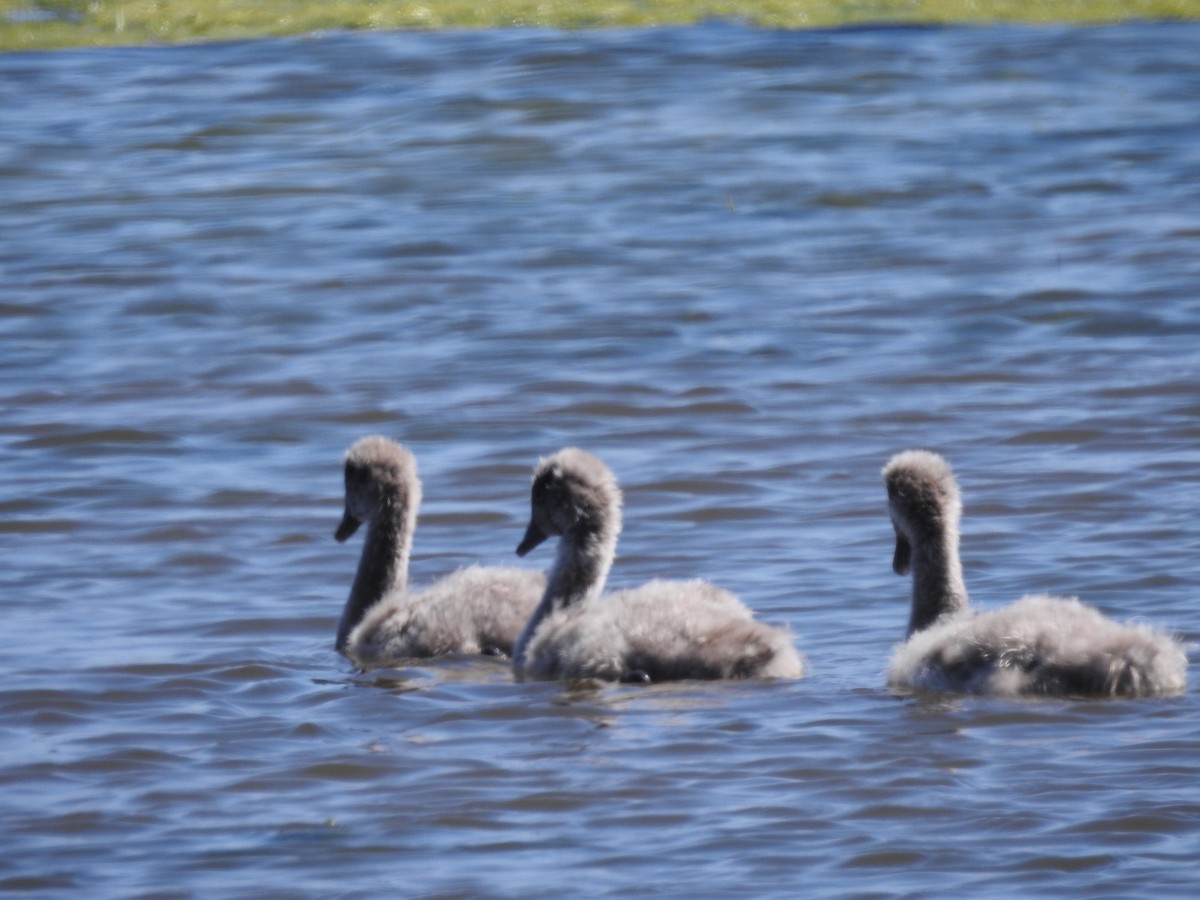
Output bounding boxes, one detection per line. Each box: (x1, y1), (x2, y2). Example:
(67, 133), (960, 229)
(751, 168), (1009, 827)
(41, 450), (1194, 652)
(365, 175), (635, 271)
(516, 519), (548, 557)
(335, 507), (361, 542)
(892, 527), (911, 576)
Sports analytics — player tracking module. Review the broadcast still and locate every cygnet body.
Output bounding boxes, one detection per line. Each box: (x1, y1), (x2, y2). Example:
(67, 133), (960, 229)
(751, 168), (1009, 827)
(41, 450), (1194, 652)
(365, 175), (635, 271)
(335, 436), (544, 667)
(512, 448), (804, 683)
(883, 450), (1187, 698)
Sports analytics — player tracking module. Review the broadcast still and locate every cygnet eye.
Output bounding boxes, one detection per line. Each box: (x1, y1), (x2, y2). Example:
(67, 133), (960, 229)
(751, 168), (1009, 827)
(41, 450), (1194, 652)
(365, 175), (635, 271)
(532, 470), (560, 505)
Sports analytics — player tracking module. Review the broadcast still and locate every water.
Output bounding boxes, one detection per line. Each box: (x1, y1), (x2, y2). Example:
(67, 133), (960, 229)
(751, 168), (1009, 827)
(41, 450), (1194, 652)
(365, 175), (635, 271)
(2, 21), (1199, 896)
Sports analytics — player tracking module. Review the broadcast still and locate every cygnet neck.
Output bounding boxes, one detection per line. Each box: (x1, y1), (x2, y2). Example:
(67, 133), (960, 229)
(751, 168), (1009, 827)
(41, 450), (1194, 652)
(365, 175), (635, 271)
(514, 518), (618, 670)
(549, 522), (617, 609)
(337, 497), (413, 650)
(906, 524), (969, 637)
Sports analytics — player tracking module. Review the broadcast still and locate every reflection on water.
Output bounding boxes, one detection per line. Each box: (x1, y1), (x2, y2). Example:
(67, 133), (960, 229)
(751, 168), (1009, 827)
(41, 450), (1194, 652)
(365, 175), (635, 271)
(1, 21), (1199, 896)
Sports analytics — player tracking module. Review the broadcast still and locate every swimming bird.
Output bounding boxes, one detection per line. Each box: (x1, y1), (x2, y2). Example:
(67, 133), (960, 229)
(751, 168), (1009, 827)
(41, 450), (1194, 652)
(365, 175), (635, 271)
(334, 436), (545, 667)
(512, 448), (805, 683)
(883, 449), (1187, 697)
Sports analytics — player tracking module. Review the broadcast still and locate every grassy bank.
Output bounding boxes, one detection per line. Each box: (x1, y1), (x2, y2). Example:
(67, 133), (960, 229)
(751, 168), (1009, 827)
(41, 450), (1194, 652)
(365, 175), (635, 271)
(2, 0), (1198, 51)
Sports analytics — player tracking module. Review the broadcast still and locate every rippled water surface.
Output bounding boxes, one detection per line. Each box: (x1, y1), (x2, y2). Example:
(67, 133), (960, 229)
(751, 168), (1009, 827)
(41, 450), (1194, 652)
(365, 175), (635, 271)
(2, 22), (1199, 896)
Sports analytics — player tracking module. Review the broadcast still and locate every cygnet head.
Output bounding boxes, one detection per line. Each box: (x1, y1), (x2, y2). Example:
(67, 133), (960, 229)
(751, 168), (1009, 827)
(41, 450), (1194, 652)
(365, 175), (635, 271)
(516, 447), (622, 557)
(335, 436), (421, 542)
(882, 450), (961, 575)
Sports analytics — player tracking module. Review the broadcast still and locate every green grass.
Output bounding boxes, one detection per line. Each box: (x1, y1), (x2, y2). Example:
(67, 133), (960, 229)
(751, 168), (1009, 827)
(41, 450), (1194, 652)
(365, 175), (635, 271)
(2, 0), (1198, 51)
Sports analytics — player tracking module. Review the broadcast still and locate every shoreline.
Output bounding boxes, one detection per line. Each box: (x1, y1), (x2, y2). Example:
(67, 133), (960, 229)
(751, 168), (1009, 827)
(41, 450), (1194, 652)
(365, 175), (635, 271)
(3, 1), (1199, 52)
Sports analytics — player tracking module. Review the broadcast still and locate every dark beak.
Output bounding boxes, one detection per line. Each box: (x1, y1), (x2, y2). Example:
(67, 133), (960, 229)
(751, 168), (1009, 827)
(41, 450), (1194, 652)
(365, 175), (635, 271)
(335, 508), (361, 542)
(516, 519), (548, 557)
(892, 528), (911, 575)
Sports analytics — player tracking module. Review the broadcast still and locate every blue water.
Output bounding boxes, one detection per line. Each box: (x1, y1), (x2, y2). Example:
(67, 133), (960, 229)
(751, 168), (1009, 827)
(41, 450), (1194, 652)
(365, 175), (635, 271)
(1, 22), (1199, 896)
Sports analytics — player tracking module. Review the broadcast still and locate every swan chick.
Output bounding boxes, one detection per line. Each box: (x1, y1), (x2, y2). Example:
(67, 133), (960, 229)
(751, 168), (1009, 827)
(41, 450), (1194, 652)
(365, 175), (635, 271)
(883, 450), (1187, 698)
(335, 436), (544, 667)
(512, 448), (805, 683)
